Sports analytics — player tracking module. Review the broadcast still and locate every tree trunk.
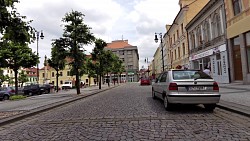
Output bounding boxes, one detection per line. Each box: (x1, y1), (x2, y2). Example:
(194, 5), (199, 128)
(88, 76), (91, 86)
(76, 69), (80, 94)
(14, 68), (18, 95)
(99, 74), (101, 89)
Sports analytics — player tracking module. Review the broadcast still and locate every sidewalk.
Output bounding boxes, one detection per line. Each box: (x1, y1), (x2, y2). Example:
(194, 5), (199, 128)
(217, 82), (250, 117)
(0, 84), (119, 126)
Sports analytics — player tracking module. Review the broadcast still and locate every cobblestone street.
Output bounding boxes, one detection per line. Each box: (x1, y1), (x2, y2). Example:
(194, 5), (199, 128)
(0, 83), (249, 141)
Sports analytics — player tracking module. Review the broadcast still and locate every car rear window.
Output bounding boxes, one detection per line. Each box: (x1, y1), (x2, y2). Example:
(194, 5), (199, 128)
(173, 70), (212, 80)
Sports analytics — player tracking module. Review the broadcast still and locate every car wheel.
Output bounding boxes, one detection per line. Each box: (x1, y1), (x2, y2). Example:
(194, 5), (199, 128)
(3, 95), (9, 100)
(152, 89), (156, 99)
(204, 104), (216, 111)
(28, 92), (33, 96)
(45, 89), (49, 94)
(164, 96), (171, 111)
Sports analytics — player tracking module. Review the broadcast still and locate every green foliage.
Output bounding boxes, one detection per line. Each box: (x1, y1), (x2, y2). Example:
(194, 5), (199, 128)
(60, 10), (95, 94)
(18, 70), (28, 87)
(48, 38), (67, 92)
(0, 1), (37, 94)
(0, 0), (19, 33)
(0, 69), (8, 87)
(10, 95), (27, 100)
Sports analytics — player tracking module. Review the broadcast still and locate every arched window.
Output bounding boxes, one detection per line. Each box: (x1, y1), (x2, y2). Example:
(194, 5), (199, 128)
(203, 21), (210, 42)
(212, 13), (221, 38)
(196, 26), (202, 46)
(190, 31), (196, 48)
(215, 14), (221, 36)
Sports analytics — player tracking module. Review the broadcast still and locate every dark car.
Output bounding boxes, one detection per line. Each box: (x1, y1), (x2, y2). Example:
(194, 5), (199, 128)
(140, 78), (151, 85)
(0, 87), (15, 100)
(23, 84), (46, 96)
(42, 84), (54, 94)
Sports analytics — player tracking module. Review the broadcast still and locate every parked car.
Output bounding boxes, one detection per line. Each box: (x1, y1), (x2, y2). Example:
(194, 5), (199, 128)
(0, 87), (15, 100)
(151, 69), (220, 111)
(140, 78), (151, 85)
(23, 84), (46, 96)
(42, 84), (54, 94)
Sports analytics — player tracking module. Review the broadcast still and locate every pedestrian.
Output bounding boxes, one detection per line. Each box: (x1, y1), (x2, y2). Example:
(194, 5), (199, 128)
(203, 66), (211, 76)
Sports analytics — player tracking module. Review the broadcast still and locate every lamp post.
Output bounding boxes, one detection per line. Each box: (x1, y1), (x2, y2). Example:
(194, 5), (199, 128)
(154, 33), (164, 72)
(36, 30), (44, 84)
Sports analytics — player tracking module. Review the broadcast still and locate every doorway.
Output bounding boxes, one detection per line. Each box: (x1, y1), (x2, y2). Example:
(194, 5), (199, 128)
(232, 37), (243, 80)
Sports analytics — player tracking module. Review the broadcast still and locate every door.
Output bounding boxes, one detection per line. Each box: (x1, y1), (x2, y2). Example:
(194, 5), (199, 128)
(233, 45), (243, 80)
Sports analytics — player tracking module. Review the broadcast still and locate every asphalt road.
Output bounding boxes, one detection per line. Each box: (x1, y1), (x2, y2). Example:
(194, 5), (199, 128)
(0, 83), (249, 140)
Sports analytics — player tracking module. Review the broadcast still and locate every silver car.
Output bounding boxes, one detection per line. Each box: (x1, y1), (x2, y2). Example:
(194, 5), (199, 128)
(152, 69), (220, 111)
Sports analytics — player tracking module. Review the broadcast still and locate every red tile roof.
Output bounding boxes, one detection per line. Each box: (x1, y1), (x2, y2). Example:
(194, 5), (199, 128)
(106, 40), (133, 49)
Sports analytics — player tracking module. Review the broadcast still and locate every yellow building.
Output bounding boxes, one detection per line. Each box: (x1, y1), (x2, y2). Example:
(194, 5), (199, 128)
(39, 56), (97, 87)
(224, 0), (250, 84)
(164, 0), (209, 69)
(153, 46), (162, 77)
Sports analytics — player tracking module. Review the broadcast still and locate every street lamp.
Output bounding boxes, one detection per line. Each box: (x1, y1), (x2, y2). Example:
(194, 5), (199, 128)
(154, 32), (164, 72)
(36, 30), (44, 84)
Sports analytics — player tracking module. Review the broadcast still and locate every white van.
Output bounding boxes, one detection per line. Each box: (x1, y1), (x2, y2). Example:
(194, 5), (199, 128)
(62, 81), (73, 89)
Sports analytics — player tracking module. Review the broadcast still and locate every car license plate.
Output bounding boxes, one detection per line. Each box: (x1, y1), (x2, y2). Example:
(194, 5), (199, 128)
(189, 86), (207, 91)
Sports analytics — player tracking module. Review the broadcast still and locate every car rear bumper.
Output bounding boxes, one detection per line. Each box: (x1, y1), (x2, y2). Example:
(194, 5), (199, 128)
(167, 94), (220, 104)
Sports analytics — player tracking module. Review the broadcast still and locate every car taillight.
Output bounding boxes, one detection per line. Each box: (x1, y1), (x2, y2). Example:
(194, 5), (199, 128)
(169, 82), (178, 91)
(11, 89), (15, 93)
(213, 82), (219, 91)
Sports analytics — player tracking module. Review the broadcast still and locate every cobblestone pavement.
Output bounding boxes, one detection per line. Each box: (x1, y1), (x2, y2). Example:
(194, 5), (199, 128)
(0, 83), (249, 141)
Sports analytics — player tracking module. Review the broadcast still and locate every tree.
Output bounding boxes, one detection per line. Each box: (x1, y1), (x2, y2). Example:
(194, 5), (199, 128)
(47, 38), (67, 92)
(112, 58), (124, 84)
(85, 57), (97, 86)
(61, 10), (95, 94)
(0, 0), (18, 32)
(0, 7), (37, 95)
(0, 69), (8, 87)
(91, 39), (107, 89)
(18, 70), (28, 87)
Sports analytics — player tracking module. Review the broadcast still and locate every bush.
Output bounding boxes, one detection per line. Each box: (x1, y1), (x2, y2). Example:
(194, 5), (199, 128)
(10, 95), (27, 100)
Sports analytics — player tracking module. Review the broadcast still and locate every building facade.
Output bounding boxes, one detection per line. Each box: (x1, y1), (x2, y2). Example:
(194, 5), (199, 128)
(153, 46), (162, 78)
(164, 0), (209, 70)
(105, 40), (139, 82)
(224, 0), (250, 84)
(186, 0), (229, 83)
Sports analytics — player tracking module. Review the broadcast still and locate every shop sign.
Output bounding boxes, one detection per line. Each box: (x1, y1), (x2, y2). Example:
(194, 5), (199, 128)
(189, 44), (226, 61)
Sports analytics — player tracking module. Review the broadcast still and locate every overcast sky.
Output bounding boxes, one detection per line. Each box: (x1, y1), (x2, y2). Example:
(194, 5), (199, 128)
(15, 0), (180, 69)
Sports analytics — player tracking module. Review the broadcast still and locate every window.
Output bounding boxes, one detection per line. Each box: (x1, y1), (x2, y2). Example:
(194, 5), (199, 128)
(52, 81), (54, 85)
(120, 51), (124, 55)
(120, 58), (125, 62)
(173, 34), (175, 42)
(128, 65), (133, 69)
(216, 14), (222, 36)
(203, 21), (210, 42)
(86, 79), (89, 83)
(246, 32), (250, 72)
(177, 30), (179, 38)
(182, 43), (185, 55)
(174, 50), (177, 60)
(52, 72), (55, 77)
(60, 81), (63, 84)
(67, 71), (70, 76)
(60, 72), (63, 76)
(127, 51), (132, 55)
(160, 73), (167, 82)
(178, 47), (180, 58)
(197, 27), (202, 46)
(232, 0), (242, 15)
(42, 73), (45, 78)
(191, 32), (196, 48)
(181, 23), (184, 34)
